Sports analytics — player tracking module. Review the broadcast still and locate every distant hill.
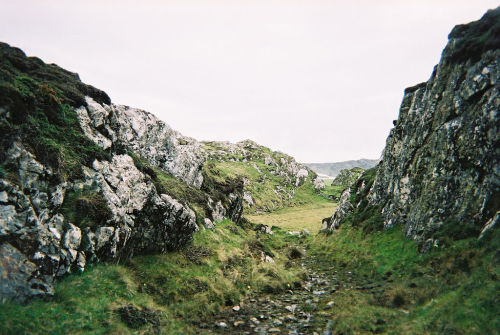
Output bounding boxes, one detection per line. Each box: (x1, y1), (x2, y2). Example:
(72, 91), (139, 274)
(304, 159), (379, 177)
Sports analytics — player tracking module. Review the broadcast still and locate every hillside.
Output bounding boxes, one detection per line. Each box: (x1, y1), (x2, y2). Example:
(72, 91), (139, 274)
(1, 6), (499, 335)
(304, 158), (379, 177)
(0, 41), (323, 303)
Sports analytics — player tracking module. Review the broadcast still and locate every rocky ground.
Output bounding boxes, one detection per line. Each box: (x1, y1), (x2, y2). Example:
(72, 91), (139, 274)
(198, 243), (373, 335)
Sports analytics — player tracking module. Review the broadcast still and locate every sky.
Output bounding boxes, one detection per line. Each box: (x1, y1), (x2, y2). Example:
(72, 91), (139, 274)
(0, 1), (498, 162)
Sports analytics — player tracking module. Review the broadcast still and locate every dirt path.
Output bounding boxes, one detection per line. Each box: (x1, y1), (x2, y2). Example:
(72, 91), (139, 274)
(200, 242), (347, 334)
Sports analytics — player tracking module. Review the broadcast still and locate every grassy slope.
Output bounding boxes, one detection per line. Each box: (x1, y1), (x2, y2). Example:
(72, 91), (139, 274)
(0, 43), (110, 181)
(309, 224), (500, 334)
(202, 159), (327, 214)
(0, 220), (307, 334)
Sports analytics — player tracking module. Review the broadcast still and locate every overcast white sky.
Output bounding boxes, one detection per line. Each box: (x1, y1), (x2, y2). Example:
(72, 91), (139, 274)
(0, 1), (498, 162)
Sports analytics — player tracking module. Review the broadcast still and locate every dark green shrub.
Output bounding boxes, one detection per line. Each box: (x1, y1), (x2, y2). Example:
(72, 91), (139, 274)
(62, 190), (112, 229)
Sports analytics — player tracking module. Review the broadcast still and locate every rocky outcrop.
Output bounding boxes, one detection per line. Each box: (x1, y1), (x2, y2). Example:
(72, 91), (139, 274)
(0, 142), (198, 302)
(202, 140), (317, 213)
(323, 188), (353, 232)
(0, 42), (238, 302)
(326, 8), (500, 245)
(331, 167), (364, 187)
(312, 177), (325, 190)
(77, 97), (205, 188)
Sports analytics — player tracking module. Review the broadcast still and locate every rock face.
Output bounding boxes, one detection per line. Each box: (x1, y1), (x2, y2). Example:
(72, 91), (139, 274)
(1, 40), (312, 302)
(327, 188), (353, 232)
(0, 43), (239, 302)
(0, 142), (198, 302)
(331, 167), (364, 187)
(78, 97), (205, 188)
(326, 8), (500, 244)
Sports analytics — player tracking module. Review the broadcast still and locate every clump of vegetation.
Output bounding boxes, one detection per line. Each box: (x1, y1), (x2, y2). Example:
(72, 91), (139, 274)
(116, 304), (161, 330)
(287, 246), (305, 259)
(201, 160), (245, 205)
(0, 43), (111, 180)
(445, 7), (500, 64)
(0, 164), (6, 178)
(61, 190), (112, 229)
(432, 218), (482, 247)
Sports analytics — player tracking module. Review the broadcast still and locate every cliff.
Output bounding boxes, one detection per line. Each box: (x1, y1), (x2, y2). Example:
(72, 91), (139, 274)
(324, 7), (500, 248)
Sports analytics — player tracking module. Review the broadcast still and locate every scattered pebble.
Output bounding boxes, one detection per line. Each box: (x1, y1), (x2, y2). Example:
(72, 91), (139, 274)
(216, 321), (227, 328)
(233, 320), (245, 327)
(250, 317), (260, 325)
(313, 290), (327, 295)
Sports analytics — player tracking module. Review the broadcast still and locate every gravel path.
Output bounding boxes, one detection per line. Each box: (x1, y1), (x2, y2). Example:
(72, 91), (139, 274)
(200, 256), (345, 334)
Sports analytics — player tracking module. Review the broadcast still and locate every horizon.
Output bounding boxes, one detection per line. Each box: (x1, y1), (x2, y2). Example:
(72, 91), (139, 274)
(1, 1), (498, 162)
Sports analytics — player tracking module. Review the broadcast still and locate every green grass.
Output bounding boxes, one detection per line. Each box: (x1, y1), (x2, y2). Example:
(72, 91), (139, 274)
(309, 224), (500, 334)
(245, 201), (336, 233)
(0, 220), (306, 334)
(61, 190), (112, 229)
(201, 159), (327, 214)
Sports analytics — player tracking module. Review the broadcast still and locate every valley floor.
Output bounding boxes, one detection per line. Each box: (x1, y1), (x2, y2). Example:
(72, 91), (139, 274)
(1, 201), (498, 335)
(245, 202), (336, 234)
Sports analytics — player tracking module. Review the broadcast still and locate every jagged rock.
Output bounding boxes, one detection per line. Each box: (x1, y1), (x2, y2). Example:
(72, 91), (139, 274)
(0, 243), (54, 303)
(313, 177), (325, 190)
(208, 197), (226, 223)
(295, 169), (309, 186)
(255, 224), (274, 235)
(322, 188), (353, 232)
(479, 210), (500, 240)
(227, 192), (244, 222)
(78, 97), (205, 188)
(63, 223), (81, 250)
(260, 252), (275, 263)
(0, 43), (215, 302)
(331, 167), (364, 187)
(243, 191), (254, 207)
(327, 8), (500, 244)
(0, 150), (198, 301)
(264, 156), (275, 166)
(369, 24), (500, 242)
(204, 218), (215, 229)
